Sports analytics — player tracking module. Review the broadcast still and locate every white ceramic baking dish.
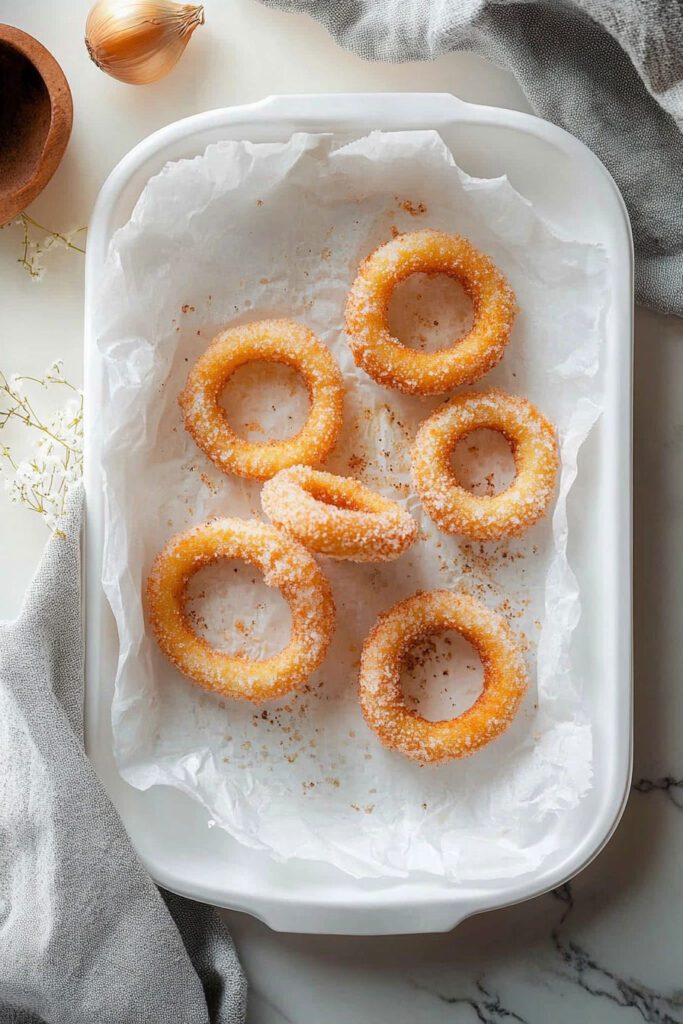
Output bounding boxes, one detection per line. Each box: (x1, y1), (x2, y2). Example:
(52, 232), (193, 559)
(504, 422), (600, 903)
(84, 92), (633, 935)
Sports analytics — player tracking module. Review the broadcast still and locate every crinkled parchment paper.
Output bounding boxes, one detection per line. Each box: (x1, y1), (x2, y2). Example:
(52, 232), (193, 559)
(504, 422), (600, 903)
(96, 131), (608, 881)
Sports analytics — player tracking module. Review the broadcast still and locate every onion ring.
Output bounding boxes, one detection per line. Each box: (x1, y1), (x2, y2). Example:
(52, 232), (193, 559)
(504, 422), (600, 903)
(359, 590), (527, 763)
(179, 319), (344, 479)
(146, 517), (335, 701)
(261, 465), (418, 562)
(411, 389), (559, 540)
(344, 229), (517, 395)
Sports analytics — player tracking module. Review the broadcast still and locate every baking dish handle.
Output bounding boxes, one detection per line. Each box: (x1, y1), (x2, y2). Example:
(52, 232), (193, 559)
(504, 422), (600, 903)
(252, 92), (472, 130)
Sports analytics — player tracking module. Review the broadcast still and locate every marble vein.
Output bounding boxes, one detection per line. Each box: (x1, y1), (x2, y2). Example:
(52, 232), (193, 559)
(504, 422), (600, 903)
(550, 882), (574, 924)
(409, 978), (528, 1023)
(551, 931), (683, 1023)
(406, 887), (683, 1024)
(633, 777), (683, 809)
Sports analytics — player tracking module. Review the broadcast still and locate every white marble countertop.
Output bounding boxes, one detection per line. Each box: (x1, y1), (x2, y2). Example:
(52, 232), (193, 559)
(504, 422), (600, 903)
(2, 2), (681, 1021)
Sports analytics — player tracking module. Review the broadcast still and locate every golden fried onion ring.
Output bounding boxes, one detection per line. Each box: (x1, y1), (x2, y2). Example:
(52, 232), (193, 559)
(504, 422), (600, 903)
(261, 465), (418, 562)
(146, 518), (335, 701)
(179, 319), (344, 480)
(411, 389), (559, 540)
(359, 590), (527, 763)
(345, 230), (517, 395)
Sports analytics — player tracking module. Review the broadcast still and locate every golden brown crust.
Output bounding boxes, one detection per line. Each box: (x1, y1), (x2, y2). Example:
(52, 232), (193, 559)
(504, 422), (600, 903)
(179, 319), (344, 480)
(359, 590), (528, 763)
(261, 465), (418, 562)
(411, 388), (559, 540)
(344, 229), (517, 396)
(146, 518), (335, 701)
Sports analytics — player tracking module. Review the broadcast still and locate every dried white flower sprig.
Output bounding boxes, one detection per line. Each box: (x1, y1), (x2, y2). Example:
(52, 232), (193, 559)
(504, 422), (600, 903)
(1, 213), (86, 280)
(0, 362), (83, 535)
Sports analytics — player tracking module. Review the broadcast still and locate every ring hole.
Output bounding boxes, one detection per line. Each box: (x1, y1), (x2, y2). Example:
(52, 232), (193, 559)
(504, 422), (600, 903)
(388, 273), (474, 352)
(184, 559), (292, 659)
(219, 361), (310, 442)
(451, 428), (516, 496)
(400, 630), (484, 721)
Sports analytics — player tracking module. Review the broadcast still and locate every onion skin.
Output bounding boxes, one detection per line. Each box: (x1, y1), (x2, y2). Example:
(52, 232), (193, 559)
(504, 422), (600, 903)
(85, 0), (204, 85)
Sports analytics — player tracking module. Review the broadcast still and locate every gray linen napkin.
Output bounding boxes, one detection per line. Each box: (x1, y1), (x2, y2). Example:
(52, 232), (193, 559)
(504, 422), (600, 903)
(261, 0), (683, 316)
(0, 484), (246, 1024)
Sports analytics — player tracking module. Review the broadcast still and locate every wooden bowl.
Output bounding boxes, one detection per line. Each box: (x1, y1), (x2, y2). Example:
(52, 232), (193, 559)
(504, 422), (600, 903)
(0, 24), (73, 225)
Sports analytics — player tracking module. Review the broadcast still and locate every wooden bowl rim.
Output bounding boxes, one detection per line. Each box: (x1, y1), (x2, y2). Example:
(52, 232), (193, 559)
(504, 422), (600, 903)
(0, 23), (74, 224)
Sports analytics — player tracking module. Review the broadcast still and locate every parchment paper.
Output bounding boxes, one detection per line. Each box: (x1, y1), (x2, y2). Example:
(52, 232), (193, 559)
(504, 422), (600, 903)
(96, 131), (608, 881)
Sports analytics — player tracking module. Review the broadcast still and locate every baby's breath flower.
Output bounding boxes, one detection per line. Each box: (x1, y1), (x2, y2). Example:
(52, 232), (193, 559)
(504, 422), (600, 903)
(45, 359), (65, 384)
(0, 364), (83, 532)
(1, 214), (86, 280)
